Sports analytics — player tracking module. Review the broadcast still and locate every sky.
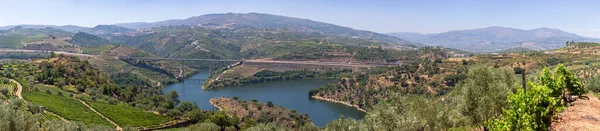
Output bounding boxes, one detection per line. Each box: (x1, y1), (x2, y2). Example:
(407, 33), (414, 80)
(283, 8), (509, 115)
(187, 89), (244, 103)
(1, 0), (599, 37)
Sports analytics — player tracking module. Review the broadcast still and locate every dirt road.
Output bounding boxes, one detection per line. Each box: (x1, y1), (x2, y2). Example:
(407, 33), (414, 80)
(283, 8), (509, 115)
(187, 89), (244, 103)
(9, 79), (23, 99)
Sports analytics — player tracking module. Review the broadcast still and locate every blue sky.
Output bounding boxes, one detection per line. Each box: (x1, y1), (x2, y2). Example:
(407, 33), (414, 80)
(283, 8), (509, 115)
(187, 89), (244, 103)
(1, 0), (599, 37)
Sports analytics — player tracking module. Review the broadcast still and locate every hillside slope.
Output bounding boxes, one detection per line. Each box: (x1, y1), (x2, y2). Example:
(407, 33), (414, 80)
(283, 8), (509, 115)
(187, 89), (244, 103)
(115, 13), (417, 45)
(387, 26), (600, 52)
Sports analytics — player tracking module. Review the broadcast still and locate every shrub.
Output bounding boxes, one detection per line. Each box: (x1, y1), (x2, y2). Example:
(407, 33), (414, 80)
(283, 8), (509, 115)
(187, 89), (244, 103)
(586, 75), (600, 93)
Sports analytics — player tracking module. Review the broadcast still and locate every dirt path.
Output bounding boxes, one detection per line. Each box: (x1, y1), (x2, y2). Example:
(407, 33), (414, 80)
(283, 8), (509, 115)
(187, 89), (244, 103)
(9, 79), (23, 99)
(9, 79), (68, 122)
(75, 98), (122, 131)
(551, 94), (600, 130)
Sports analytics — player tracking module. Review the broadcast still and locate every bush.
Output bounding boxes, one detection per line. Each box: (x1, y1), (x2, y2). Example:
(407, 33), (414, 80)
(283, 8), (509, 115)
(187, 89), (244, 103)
(486, 83), (560, 130)
(487, 65), (585, 130)
(454, 65), (517, 125)
(586, 75), (600, 93)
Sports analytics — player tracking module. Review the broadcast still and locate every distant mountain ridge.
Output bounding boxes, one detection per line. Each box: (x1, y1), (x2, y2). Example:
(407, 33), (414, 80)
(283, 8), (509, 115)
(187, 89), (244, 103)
(0, 25), (89, 33)
(0, 24), (133, 35)
(387, 26), (600, 52)
(115, 13), (417, 45)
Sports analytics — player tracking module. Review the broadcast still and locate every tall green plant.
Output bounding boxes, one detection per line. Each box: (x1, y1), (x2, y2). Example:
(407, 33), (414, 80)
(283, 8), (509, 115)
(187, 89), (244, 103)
(486, 64), (585, 130)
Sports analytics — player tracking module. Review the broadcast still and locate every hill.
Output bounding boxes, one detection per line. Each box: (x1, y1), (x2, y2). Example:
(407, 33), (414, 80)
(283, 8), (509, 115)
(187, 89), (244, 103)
(387, 26), (600, 52)
(68, 32), (110, 47)
(85, 25), (134, 35)
(0, 27), (76, 50)
(115, 13), (417, 45)
(107, 25), (413, 60)
(0, 24), (89, 33)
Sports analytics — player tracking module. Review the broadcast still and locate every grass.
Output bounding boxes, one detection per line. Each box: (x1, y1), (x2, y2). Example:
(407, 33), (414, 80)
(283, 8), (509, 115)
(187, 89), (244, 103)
(42, 112), (60, 121)
(22, 35), (49, 43)
(0, 35), (25, 48)
(22, 90), (112, 126)
(88, 101), (173, 127)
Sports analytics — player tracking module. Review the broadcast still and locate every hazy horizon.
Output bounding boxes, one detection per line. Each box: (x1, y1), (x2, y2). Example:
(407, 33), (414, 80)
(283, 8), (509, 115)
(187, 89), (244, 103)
(1, 0), (599, 37)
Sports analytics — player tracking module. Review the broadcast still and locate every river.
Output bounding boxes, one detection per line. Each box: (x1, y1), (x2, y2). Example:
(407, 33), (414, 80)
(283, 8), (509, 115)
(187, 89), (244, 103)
(162, 70), (366, 127)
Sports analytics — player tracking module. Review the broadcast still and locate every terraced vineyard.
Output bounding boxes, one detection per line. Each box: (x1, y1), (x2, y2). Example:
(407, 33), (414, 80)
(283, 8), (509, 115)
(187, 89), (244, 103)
(0, 78), (17, 98)
(88, 101), (172, 127)
(22, 90), (113, 126)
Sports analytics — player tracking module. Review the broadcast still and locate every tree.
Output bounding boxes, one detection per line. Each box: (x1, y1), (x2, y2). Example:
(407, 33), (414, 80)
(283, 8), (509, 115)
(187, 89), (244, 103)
(177, 101), (194, 112)
(455, 65), (517, 125)
(266, 101), (274, 107)
(209, 111), (233, 129)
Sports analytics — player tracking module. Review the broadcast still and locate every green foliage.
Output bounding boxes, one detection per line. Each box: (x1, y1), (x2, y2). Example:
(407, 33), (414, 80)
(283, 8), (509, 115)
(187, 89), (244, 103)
(454, 65), (517, 125)
(0, 101), (41, 131)
(586, 75), (600, 93)
(544, 57), (566, 66)
(22, 90), (112, 125)
(42, 120), (115, 131)
(486, 83), (560, 130)
(486, 65), (585, 130)
(22, 35), (50, 43)
(68, 32), (109, 47)
(0, 35), (25, 48)
(186, 122), (221, 131)
(88, 101), (172, 127)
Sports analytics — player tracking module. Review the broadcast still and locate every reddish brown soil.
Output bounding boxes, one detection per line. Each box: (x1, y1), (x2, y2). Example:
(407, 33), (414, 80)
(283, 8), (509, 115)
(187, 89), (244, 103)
(551, 94), (600, 131)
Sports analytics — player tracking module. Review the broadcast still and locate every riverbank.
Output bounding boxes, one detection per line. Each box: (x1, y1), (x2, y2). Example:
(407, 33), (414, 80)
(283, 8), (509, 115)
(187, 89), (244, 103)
(209, 99), (223, 111)
(311, 96), (367, 112)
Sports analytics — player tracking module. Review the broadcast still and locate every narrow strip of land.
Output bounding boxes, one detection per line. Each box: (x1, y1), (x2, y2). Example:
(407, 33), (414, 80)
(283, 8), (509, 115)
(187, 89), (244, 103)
(311, 96), (367, 112)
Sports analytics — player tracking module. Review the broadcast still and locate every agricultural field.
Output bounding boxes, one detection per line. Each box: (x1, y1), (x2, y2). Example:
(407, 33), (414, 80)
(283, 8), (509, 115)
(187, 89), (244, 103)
(22, 89), (112, 126)
(88, 101), (172, 127)
(0, 35), (25, 48)
(22, 35), (50, 43)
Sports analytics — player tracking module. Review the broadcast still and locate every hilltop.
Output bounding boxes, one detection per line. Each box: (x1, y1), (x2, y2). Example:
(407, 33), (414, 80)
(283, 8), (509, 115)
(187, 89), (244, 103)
(387, 26), (600, 52)
(115, 13), (417, 45)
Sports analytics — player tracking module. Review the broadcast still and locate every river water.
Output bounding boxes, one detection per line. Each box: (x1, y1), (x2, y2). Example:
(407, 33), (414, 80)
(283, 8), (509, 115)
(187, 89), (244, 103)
(162, 70), (366, 126)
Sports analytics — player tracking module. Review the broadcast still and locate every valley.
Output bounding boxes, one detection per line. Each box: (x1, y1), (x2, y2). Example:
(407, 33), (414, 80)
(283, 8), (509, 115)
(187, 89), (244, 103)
(1, 10), (600, 131)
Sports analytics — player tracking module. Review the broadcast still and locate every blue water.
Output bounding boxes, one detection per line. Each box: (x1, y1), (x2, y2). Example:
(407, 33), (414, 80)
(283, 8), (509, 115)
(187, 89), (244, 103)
(162, 70), (366, 126)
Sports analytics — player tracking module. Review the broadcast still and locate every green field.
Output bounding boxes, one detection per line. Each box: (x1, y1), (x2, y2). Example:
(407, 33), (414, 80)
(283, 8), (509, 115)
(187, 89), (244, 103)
(22, 35), (49, 43)
(86, 102), (172, 127)
(0, 35), (25, 48)
(88, 101), (173, 127)
(22, 90), (112, 126)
